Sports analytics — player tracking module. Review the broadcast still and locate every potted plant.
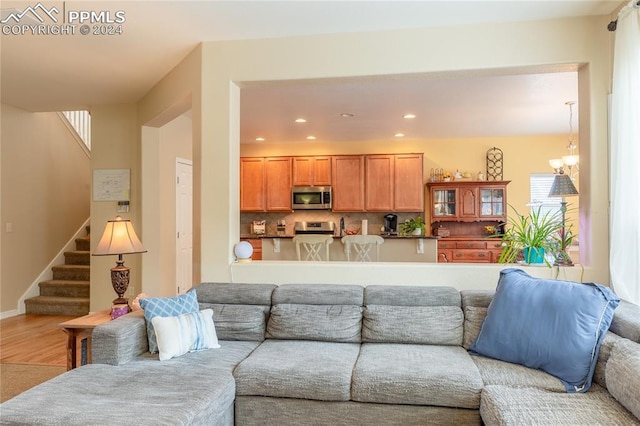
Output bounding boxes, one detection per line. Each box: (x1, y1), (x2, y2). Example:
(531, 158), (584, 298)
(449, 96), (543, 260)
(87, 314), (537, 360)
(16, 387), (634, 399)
(400, 216), (426, 236)
(498, 205), (562, 266)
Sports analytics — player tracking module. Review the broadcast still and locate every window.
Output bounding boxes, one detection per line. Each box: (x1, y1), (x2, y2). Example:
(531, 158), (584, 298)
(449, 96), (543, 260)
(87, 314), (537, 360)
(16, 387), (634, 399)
(529, 173), (561, 215)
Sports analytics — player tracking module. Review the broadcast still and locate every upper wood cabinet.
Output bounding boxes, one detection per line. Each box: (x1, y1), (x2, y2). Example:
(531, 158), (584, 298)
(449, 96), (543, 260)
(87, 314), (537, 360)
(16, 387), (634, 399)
(265, 157), (292, 211)
(365, 153), (424, 212)
(292, 156), (332, 186)
(240, 157), (292, 212)
(332, 155), (365, 212)
(428, 181), (509, 223)
(365, 155), (394, 211)
(393, 154), (424, 212)
(240, 157), (265, 211)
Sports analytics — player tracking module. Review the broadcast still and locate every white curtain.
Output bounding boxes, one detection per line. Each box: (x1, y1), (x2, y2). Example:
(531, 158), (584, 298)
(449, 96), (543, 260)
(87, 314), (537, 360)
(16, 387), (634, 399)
(610, 0), (640, 304)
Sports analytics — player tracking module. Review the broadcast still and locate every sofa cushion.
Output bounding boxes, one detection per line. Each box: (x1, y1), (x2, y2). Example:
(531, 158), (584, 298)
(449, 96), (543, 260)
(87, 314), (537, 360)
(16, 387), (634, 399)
(480, 384), (640, 426)
(234, 340), (360, 401)
(461, 290), (493, 350)
(606, 339), (640, 419)
(194, 282), (276, 305)
(267, 304), (362, 342)
(462, 306), (487, 350)
(152, 309), (220, 361)
(199, 303), (270, 341)
(362, 285), (463, 345)
(139, 291), (200, 353)
(362, 305), (462, 345)
(471, 355), (565, 392)
(364, 285), (461, 306)
(470, 268), (619, 393)
(272, 284), (364, 305)
(609, 300), (640, 343)
(594, 332), (625, 388)
(266, 284), (364, 342)
(352, 343), (483, 409)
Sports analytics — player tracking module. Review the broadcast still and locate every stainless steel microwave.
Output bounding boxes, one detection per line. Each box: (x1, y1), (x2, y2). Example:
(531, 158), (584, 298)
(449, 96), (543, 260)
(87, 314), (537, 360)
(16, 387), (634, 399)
(292, 186), (332, 210)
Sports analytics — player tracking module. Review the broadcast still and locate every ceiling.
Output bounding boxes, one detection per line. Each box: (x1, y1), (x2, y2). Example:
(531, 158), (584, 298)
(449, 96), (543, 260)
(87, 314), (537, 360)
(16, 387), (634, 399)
(1, 1), (621, 141)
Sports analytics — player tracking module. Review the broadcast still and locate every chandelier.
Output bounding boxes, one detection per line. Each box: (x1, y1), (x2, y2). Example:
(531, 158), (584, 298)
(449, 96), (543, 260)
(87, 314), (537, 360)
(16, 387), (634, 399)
(549, 101), (579, 181)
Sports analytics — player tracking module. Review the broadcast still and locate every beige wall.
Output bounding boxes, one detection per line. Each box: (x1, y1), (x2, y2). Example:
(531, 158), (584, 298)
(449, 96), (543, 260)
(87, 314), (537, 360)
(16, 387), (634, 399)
(103, 15), (613, 308)
(1, 104), (90, 313)
(90, 104), (141, 312)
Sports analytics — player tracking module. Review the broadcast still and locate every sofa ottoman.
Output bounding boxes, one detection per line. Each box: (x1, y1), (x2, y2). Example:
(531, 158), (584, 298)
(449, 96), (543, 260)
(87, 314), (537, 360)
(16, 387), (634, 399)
(0, 363), (236, 426)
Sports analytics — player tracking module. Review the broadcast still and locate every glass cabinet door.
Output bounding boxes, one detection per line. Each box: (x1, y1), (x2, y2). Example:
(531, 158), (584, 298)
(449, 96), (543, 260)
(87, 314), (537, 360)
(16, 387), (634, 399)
(480, 188), (504, 217)
(433, 189), (457, 217)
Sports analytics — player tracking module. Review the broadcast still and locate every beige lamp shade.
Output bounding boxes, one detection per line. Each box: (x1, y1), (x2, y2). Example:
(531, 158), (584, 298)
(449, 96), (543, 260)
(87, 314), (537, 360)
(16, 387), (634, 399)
(93, 216), (146, 255)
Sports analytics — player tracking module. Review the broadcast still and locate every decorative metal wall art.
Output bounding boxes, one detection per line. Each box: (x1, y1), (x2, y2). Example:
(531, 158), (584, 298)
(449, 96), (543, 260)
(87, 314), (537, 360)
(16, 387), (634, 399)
(486, 147), (504, 181)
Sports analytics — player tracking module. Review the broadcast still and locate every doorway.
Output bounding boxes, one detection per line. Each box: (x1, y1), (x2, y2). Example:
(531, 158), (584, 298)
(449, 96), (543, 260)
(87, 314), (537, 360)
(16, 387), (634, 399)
(176, 158), (193, 294)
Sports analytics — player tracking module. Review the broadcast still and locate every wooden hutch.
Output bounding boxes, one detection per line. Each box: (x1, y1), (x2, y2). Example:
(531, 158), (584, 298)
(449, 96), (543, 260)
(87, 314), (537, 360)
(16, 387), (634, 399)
(427, 180), (510, 263)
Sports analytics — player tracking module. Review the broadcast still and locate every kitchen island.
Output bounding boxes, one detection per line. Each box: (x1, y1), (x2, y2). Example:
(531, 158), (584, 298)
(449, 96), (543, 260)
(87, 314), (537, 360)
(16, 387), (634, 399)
(242, 235), (438, 262)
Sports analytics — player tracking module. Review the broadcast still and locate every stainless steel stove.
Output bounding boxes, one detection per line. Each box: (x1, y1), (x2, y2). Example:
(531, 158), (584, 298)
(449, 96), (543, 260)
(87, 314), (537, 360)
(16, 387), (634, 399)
(294, 221), (336, 235)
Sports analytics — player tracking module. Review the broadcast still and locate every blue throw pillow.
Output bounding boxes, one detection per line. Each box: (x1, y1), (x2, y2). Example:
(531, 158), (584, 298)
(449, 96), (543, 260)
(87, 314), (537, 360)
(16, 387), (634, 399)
(139, 291), (200, 353)
(470, 268), (619, 393)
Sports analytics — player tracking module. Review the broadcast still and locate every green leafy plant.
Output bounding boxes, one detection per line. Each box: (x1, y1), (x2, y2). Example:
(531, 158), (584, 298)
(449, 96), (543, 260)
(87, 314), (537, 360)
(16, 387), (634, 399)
(498, 205), (562, 266)
(399, 216), (426, 236)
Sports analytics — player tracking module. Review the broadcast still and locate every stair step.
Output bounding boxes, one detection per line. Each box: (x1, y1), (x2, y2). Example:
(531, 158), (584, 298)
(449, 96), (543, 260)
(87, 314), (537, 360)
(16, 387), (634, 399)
(52, 265), (90, 281)
(24, 296), (90, 316)
(39, 280), (90, 298)
(64, 250), (90, 265)
(75, 237), (90, 251)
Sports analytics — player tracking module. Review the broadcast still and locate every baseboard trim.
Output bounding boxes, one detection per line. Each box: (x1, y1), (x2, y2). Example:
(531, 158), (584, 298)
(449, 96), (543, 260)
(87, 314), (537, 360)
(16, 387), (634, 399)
(0, 309), (18, 320)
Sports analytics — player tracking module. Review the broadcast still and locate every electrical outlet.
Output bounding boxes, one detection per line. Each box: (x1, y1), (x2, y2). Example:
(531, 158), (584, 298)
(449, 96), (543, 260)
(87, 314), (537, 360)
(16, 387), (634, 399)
(126, 286), (135, 297)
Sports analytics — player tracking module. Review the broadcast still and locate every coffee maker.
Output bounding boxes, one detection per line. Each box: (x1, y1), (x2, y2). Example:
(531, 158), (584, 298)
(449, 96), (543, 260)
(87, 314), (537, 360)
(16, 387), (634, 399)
(383, 214), (398, 235)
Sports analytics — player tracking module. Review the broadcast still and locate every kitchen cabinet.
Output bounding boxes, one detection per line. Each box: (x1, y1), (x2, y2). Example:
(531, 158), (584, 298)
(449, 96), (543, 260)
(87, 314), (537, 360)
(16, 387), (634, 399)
(292, 156), (331, 186)
(393, 153), (424, 211)
(332, 155), (365, 211)
(365, 153), (424, 212)
(240, 157), (265, 211)
(365, 155), (394, 211)
(240, 238), (262, 260)
(265, 157), (292, 211)
(240, 157), (292, 212)
(428, 181), (509, 222)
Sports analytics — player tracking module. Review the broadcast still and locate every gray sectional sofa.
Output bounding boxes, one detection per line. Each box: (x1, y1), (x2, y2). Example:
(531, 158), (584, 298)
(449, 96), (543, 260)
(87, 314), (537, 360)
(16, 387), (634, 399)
(1, 282), (639, 425)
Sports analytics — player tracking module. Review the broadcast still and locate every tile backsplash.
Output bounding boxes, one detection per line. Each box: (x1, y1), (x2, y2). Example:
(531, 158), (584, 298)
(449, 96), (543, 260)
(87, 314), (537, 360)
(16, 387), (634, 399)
(241, 211), (423, 236)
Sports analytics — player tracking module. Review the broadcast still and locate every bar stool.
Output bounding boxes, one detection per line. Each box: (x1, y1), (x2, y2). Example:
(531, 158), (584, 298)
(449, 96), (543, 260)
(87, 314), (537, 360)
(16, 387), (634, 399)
(293, 235), (334, 261)
(341, 235), (384, 262)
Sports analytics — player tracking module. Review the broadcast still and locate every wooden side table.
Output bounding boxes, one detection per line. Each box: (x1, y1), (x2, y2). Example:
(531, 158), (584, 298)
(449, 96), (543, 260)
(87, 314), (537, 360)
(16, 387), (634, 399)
(58, 309), (111, 370)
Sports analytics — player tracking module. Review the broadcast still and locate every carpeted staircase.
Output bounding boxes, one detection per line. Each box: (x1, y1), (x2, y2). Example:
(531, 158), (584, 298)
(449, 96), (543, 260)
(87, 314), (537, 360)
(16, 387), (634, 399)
(24, 228), (90, 316)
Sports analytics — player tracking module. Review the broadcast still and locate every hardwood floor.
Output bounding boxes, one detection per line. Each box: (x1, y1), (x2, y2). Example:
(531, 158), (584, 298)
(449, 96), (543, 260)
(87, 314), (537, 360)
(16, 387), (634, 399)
(0, 314), (77, 366)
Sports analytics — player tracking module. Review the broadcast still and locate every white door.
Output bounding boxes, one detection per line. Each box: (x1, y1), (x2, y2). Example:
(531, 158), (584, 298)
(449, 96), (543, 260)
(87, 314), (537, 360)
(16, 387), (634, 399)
(176, 158), (193, 295)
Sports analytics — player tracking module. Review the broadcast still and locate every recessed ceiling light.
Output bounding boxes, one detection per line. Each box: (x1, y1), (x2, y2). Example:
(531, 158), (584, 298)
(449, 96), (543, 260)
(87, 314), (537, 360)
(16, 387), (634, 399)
(403, 114), (416, 119)
(295, 118), (307, 123)
(340, 113), (354, 118)
(394, 133), (405, 138)
(306, 136), (316, 140)
(255, 137), (265, 142)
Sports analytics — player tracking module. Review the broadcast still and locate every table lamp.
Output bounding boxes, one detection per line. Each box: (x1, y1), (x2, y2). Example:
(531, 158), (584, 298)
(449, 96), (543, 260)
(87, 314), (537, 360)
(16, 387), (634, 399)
(93, 216), (147, 316)
(548, 173), (579, 266)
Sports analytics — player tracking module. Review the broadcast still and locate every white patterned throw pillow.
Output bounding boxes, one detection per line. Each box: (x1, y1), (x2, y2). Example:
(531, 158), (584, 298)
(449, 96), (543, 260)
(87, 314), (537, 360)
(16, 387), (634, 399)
(139, 291), (200, 353)
(152, 309), (221, 361)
